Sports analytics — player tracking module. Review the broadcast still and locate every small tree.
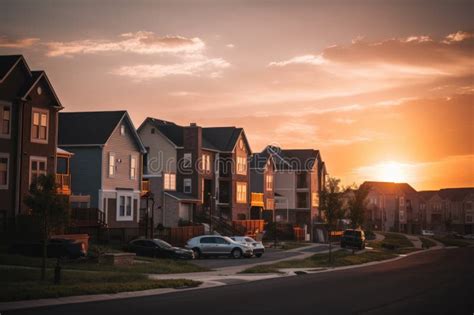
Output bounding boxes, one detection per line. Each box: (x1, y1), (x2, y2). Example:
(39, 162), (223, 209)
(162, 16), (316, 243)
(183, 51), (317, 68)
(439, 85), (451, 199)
(320, 177), (344, 264)
(347, 184), (370, 229)
(24, 174), (69, 281)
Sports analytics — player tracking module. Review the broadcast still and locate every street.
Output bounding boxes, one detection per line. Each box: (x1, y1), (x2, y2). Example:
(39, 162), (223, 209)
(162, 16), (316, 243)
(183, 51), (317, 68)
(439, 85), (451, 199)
(6, 247), (473, 315)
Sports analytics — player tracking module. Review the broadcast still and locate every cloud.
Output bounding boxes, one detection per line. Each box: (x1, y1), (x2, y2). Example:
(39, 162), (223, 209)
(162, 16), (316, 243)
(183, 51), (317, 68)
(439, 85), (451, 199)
(112, 57), (230, 80)
(268, 54), (326, 67)
(0, 36), (39, 48)
(45, 31), (205, 57)
(226, 43), (235, 48)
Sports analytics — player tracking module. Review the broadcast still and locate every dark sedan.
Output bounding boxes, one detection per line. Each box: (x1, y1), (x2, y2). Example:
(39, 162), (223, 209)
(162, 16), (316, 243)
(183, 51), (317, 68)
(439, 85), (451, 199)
(128, 238), (194, 259)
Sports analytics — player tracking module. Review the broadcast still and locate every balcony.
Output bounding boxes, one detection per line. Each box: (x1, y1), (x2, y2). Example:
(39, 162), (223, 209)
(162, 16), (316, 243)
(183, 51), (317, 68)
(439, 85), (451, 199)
(56, 173), (71, 195)
(251, 193), (264, 208)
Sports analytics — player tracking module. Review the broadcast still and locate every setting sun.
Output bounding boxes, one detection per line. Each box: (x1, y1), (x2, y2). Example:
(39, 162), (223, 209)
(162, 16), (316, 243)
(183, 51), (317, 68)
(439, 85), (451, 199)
(374, 161), (412, 183)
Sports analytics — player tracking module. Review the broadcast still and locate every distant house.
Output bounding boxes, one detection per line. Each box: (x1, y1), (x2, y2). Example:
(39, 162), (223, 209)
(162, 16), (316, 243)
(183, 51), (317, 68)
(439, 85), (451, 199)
(250, 149), (276, 221)
(0, 55), (64, 232)
(439, 188), (474, 234)
(361, 181), (420, 233)
(266, 146), (326, 235)
(138, 118), (251, 228)
(418, 190), (445, 232)
(59, 111), (146, 239)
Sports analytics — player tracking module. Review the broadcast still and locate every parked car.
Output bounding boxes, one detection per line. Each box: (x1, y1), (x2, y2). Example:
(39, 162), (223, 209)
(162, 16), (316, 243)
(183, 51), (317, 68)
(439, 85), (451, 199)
(186, 235), (253, 259)
(128, 239), (194, 259)
(8, 239), (86, 259)
(462, 234), (474, 240)
(230, 236), (265, 258)
(421, 230), (435, 236)
(340, 229), (366, 250)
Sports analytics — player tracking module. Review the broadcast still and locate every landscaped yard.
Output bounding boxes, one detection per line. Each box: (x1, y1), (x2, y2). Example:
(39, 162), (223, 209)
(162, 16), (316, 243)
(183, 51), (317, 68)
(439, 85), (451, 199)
(0, 267), (200, 302)
(432, 237), (472, 248)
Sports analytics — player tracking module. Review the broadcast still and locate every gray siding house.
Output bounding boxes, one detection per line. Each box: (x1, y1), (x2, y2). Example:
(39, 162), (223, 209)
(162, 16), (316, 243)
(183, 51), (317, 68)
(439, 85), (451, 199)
(58, 111), (146, 236)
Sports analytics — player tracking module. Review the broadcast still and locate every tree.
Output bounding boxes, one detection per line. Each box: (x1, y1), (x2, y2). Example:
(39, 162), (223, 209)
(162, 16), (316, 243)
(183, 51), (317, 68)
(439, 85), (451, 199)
(319, 177), (344, 264)
(347, 184), (371, 229)
(24, 174), (69, 281)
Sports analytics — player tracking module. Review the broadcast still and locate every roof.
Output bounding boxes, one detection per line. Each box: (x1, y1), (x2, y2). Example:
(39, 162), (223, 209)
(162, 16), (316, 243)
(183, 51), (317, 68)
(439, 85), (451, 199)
(56, 147), (74, 156)
(0, 55), (24, 82)
(266, 146), (320, 171)
(418, 190), (439, 201)
(438, 188), (474, 202)
(361, 181), (418, 195)
(140, 117), (249, 153)
(250, 150), (272, 170)
(164, 191), (201, 202)
(59, 111), (146, 153)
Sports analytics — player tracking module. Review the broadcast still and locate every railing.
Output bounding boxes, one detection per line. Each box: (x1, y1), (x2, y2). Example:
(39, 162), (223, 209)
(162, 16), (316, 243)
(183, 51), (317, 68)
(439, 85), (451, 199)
(250, 193), (264, 208)
(70, 208), (105, 227)
(55, 173), (71, 195)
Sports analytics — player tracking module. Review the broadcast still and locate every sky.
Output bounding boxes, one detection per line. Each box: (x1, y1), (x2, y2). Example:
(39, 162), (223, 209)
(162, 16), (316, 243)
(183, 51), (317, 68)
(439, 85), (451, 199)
(1, 0), (473, 190)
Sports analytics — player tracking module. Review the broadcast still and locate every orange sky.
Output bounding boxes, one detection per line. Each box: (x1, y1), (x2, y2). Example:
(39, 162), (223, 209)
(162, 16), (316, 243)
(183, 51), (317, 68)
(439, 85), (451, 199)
(1, 0), (473, 190)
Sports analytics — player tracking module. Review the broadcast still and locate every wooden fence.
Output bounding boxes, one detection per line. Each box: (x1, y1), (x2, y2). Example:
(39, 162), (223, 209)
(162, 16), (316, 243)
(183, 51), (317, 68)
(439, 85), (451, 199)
(168, 225), (205, 246)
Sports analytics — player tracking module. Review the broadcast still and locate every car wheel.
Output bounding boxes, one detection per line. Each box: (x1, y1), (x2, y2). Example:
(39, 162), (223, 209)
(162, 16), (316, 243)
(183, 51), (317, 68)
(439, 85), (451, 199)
(231, 248), (243, 259)
(192, 248), (201, 259)
(256, 253), (263, 258)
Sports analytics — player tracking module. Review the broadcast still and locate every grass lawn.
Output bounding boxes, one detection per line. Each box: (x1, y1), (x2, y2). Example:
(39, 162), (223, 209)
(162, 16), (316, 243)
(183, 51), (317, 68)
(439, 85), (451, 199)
(240, 250), (397, 274)
(0, 267), (200, 302)
(0, 254), (208, 274)
(420, 237), (437, 249)
(280, 241), (312, 250)
(433, 237), (472, 247)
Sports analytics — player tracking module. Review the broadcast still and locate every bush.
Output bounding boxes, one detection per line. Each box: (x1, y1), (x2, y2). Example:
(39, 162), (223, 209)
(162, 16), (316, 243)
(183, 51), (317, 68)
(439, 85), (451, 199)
(263, 223), (295, 241)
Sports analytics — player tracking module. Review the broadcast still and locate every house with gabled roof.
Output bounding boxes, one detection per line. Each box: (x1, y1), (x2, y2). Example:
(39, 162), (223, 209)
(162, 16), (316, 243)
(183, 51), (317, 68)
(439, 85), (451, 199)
(138, 118), (251, 228)
(0, 55), (65, 232)
(439, 188), (474, 234)
(59, 111), (146, 239)
(264, 145), (326, 239)
(250, 148), (276, 221)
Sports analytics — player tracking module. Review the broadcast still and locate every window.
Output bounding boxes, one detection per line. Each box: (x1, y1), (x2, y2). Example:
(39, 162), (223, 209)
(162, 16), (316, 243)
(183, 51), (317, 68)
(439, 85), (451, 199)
(236, 182), (247, 203)
(30, 157), (47, 185)
(0, 154), (8, 189)
(120, 125), (126, 136)
(237, 156), (247, 175)
(164, 173), (176, 190)
(117, 194), (134, 221)
(56, 157), (68, 174)
(184, 178), (192, 193)
(151, 128), (155, 134)
(297, 192), (308, 208)
(183, 153), (192, 168)
(399, 197), (405, 207)
(311, 192), (319, 207)
(265, 174), (273, 191)
(296, 173), (307, 188)
(266, 198), (274, 210)
(0, 105), (11, 137)
(108, 153), (115, 177)
(31, 108), (48, 143)
(130, 156), (137, 179)
(202, 154), (211, 172)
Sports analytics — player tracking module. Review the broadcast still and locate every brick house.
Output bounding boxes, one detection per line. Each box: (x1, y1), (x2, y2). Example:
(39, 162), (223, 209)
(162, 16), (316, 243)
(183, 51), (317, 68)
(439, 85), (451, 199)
(137, 118), (251, 227)
(250, 148), (276, 222)
(0, 55), (64, 232)
(58, 111), (146, 239)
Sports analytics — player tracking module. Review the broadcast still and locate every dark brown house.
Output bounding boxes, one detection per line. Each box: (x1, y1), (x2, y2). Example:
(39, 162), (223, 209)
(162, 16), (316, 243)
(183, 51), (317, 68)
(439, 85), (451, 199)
(0, 55), (63, 232)
(250, 149), (276, 222)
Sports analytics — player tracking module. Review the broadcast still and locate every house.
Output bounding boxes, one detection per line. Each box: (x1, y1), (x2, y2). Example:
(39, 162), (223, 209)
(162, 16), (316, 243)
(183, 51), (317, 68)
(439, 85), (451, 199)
(58, 111), (146, 240)
(0, 55), (64, 233)
(137, 118), (251, 228)
(418, 190), (445, 232)
(250, 148), (276, 222)
(438, 188), (474, 234)
(266, 146), (326, 234)
(361, 181), (420, 233)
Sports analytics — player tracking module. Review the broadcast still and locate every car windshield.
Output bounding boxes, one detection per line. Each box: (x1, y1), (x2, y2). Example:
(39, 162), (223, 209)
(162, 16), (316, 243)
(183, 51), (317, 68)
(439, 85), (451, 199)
(153, 239), (172, 248)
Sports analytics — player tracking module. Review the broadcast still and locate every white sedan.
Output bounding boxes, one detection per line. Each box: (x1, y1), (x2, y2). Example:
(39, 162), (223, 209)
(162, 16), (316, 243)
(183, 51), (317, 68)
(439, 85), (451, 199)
(421, 230), (435, 236)
(231, 236), (265, 258)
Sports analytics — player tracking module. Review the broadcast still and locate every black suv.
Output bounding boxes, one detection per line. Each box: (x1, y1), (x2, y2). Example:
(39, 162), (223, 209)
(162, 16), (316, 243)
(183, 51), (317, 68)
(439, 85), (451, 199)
(341, 229), (366, 250)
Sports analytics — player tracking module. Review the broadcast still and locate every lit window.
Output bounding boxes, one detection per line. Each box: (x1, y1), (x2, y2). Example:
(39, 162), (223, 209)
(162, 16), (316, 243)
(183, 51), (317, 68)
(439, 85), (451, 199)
(164, 173), (176, 190)
(130, 156), (137, 179)
(0, 154), (8, 189)
(0, 105), (11, 136)
(266, 198), (274, 210)
(120, 125), (126, 136)
(184, 178), (192, 193)
(265, 174), (273, 191)
(202, 154), (211, 172)
(183, 153), (192, 168)
(236, 182), (247, 203)
(237, 156), (247, 175)
(109, 153), (115, 177)
(30, 157), (47, 185)
(31, 109), (49, 142)
(311, 192), (319, 207)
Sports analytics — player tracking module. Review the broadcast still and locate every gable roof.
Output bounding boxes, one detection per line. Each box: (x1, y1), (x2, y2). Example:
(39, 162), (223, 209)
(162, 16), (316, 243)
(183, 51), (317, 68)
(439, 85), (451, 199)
(59, 111), (146, 153)
(0, 55), (26, 82)
(438, 188), (474, 202)
(266, 146), (320, 171)
(418, 190), (439, 201)
(361, 181), (417, 195)
(140, 117), (250, 153)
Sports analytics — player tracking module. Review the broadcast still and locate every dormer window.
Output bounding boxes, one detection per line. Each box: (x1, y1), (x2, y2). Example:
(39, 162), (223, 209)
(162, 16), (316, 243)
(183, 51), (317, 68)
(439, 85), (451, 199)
(120, 125), (125, 136)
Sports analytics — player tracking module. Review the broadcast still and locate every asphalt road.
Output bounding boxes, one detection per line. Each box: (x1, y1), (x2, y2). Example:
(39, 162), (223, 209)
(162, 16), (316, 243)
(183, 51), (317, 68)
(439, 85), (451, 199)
(7, 247), (474, 315)
(191, 245), (328, 269)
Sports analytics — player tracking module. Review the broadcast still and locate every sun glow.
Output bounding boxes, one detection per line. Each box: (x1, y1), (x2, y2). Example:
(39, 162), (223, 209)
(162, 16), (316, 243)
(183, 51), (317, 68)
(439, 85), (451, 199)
(373, 161), (411, 183)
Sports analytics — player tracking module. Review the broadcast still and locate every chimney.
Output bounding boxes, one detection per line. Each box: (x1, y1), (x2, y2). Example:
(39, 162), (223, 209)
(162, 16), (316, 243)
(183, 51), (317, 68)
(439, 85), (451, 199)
(190, 122), (197, 127)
